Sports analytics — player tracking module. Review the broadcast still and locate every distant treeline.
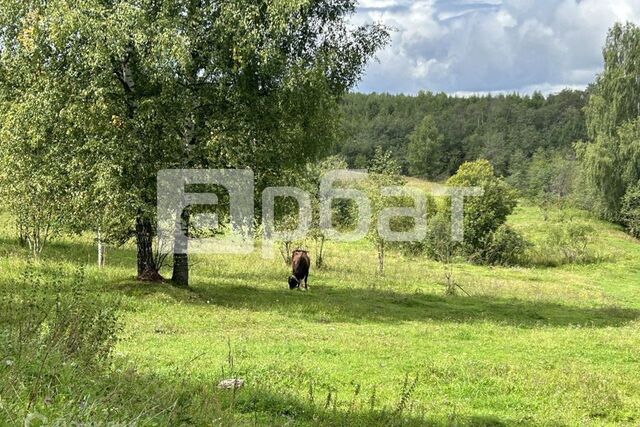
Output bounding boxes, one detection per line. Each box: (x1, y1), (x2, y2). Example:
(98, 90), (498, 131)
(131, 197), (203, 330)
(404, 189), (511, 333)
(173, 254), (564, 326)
(337, 90), (588, 180)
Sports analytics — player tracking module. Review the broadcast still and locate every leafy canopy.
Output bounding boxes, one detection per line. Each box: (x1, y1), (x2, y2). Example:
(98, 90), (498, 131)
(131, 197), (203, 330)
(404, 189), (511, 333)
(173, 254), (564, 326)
(0, 0), (389, 249)
(579, 22), (640, 222)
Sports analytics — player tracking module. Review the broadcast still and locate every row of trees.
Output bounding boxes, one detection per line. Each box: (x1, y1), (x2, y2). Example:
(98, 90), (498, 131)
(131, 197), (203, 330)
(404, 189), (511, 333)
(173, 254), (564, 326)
(0, 0), (389, 287)
(337, 88), (588, 180)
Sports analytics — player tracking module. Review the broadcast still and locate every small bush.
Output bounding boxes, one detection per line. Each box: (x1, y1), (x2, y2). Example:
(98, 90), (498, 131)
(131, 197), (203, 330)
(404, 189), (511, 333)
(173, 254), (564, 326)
(483, 224), (530, 266)
(543, 219), (596, 264)
(422, 213), (462, 295)
(621, 182), (640, 239)
(393, 194), (438, 257)
(0, 269), (120, 366)
(423, 213), (456, 262)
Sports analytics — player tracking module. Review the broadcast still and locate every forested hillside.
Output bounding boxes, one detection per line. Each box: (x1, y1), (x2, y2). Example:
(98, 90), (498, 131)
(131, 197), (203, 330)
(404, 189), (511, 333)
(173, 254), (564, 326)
(337, 90), (588, 180)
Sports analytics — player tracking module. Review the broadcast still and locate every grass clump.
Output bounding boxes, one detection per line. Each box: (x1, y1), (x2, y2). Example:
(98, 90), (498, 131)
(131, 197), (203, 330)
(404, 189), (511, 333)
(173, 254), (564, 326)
(0, 268), (121, 424)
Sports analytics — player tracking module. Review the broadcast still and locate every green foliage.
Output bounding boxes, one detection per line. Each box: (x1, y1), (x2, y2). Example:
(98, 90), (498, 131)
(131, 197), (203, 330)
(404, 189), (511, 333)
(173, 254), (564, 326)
(0, 269), (120, 367)
(304, 155), (351, 268)
(586, 23), (640, 138)
(510, 149), (577, 209)
(483, 224), (530, 266)
(368, 146), (402, 177)
(580, 23), (640, 222)
(0, 269), (120, 421)
(621, 182), (640, 239)
(338, 90), (588, 177)
(0, 0), (389, 282)
(362, 147), (405, 274)
(446, 160), (518, 262)
(407, 115), (445, 179)
(421, 213), (453, 263)
(543, 219), (596, 264)
(304, 155), (353, 229)
(421, 212), (463, 295)
(577, 117), (640, 222)
(394, 194), (439, 257)
(0, 82), (81, 255)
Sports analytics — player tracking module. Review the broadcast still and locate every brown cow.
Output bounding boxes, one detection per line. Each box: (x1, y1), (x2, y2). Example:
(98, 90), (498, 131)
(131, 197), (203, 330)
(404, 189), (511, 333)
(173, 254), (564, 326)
(288, 250), (310, 290)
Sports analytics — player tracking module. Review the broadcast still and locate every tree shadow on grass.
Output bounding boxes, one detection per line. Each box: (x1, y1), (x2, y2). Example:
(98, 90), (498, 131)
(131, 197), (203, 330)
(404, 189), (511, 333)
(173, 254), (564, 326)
(3, 236), (638, 329)
(0, 237), (28, 256)
(113, 281), (640, 328)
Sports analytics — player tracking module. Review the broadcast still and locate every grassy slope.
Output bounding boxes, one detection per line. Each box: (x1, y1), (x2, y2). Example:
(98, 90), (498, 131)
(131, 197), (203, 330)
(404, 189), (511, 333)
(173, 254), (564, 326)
(1, 201), (639, 425)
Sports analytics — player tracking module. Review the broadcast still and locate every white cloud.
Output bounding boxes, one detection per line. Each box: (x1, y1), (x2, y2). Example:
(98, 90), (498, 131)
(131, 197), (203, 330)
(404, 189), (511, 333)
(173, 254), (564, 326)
(354, 0), (640, 94)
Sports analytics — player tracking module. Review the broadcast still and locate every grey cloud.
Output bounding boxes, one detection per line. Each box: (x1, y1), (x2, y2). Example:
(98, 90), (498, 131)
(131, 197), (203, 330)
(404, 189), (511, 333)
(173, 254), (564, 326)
(355, 0), (640, 94)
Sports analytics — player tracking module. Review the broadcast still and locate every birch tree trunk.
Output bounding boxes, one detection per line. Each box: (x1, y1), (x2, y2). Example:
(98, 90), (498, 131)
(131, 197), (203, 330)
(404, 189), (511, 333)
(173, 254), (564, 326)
(171, 115), (195, 288)
(97, 229), (106, 268)
(171, 210), (189, 287)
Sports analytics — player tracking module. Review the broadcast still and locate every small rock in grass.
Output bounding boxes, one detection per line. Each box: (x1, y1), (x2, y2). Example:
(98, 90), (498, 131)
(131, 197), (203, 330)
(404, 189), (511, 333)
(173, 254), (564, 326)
(217, 378), (245, 390)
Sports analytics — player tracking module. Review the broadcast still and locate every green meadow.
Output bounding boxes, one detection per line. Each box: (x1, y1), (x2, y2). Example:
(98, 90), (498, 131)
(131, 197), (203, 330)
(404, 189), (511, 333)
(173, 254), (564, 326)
(1, 199), (639, 426)
(3, 5), (640, 425)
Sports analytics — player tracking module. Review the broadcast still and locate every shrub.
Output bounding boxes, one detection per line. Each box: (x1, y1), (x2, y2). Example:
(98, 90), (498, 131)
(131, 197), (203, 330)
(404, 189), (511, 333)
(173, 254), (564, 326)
(422, 212), (460, 295)
(621, 182), (640, 239)
(483, 224), (530, 266)
(446, 160), (518, 262)
(423, 212), (456, 262)
(393, 194), (438, 257)
(544, 219), (596, 264)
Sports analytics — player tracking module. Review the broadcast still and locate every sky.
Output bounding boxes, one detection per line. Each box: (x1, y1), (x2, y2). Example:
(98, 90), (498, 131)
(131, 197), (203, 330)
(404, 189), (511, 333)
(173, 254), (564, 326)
(352, 0), (640, 95)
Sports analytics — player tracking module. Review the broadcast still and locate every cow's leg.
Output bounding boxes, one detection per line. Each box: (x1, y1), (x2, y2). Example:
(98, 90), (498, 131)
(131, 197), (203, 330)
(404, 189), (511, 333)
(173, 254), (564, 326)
(304, 274), (309, 290)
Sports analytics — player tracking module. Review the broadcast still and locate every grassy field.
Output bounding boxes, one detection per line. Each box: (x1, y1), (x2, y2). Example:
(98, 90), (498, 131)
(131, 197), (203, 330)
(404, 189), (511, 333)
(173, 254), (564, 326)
(1, 201), (640, 425)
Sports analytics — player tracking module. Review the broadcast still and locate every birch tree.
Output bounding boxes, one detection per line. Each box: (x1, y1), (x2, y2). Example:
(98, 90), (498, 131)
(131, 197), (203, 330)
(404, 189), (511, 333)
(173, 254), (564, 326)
(579, 23), (640, 221)
(0, 0), (388, 284)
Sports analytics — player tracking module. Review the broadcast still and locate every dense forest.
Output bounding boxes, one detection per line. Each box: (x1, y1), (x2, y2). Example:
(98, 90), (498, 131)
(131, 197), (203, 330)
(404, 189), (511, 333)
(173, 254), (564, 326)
(337, 90), (588, 180)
